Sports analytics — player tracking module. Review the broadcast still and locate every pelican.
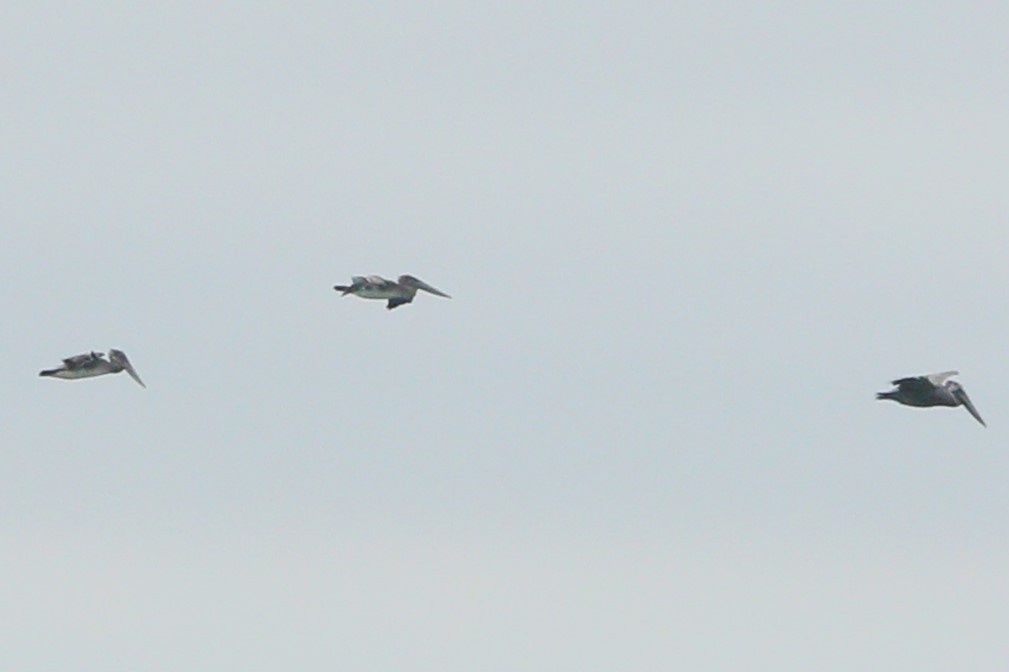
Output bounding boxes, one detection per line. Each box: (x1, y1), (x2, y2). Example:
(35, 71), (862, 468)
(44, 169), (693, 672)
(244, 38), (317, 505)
(876, 371), (985, 426)
(39, 349), (146, 388)
(333, 275), (451, 310)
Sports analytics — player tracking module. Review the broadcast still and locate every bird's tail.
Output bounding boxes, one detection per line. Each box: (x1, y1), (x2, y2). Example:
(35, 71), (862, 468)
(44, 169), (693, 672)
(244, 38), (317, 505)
(39, 369), (58, 377)
(876, 391), (896, 401)
(333, 285), (353, 295)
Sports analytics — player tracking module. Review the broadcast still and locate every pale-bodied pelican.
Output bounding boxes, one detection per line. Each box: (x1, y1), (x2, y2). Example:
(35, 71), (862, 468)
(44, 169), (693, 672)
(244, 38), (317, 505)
(333, 275), (451, 310)
(876, 371), (985, 426)
(39, 349), (146, 388)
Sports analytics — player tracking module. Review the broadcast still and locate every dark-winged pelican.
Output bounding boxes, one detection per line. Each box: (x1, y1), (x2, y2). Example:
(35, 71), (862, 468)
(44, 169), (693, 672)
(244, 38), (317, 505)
(876, 371), (985, 426)
(333, 275), (451, 310)
(39, 349), (146, 388)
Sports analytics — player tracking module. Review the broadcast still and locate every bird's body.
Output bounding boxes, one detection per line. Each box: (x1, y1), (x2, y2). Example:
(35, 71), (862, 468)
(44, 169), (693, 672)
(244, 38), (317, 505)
(40, 349), (146, 388)
(876, 371), (985, 426)
(334, 274), (451, 309)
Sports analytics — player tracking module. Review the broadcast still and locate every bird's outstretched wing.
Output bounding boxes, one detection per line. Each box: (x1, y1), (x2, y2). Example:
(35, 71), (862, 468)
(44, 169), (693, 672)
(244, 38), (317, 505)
(366, 275), (396, 289)
(925, 370), (959, 386)
(62, 352), (103, 369)
(889, 376), (936, 399)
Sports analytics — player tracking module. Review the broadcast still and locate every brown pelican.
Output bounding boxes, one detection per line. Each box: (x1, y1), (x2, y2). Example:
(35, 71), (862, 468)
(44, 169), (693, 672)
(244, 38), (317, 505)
(876, 371), (985, 426)
(333, 275), (451, 310)
(39, 349), (146, 388)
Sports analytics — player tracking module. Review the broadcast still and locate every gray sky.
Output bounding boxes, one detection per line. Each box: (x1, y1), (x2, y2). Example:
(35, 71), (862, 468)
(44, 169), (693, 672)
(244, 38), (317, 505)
(4, 2), (1009, 669)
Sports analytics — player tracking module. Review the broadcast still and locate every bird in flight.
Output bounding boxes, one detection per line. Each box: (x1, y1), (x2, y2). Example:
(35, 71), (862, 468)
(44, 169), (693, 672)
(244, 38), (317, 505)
(39, 349), (146, 388)
(333, 275), (451, 310)
(876, 371), (985, 426)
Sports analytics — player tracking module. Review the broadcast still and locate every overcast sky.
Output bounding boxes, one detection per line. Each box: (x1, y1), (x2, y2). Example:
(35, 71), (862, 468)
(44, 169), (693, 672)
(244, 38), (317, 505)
(4, 2), (1009, 669)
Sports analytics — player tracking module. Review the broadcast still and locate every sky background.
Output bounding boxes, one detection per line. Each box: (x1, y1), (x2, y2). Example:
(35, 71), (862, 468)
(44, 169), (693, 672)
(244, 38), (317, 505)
(3, 1), (1009, 669)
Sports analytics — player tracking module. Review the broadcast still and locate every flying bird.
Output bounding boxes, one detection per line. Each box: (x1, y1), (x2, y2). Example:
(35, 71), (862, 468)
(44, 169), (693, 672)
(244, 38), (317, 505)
(39, 349), (146, 388)
(333, 275), (451, 310)
(876, 371), (985, 426)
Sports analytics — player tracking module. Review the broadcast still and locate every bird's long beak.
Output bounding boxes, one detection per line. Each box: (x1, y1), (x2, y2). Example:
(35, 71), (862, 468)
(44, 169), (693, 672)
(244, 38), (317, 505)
(124, 363), (146, 388)
(954, 388), (986, 427)
(414, 279), (451, 298)
(116, 352), (146, 388)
